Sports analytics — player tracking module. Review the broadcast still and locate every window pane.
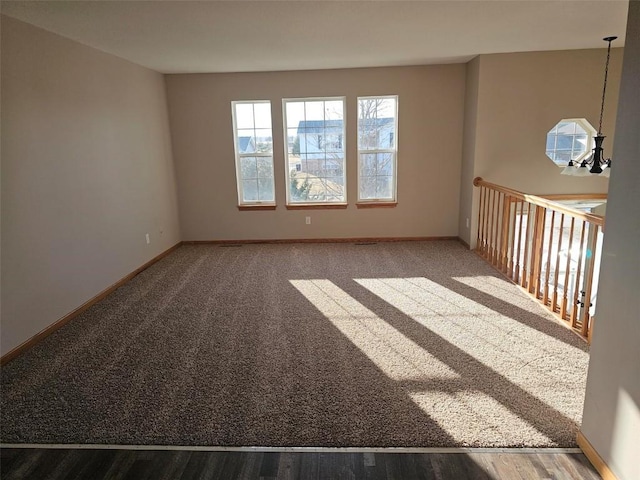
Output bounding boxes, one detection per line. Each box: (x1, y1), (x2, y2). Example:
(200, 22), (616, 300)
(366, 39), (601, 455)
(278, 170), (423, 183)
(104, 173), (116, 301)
(284, 97), (346, 204)
(556, 122), (575, 135)
(242, 179), (259, 201)
(298, 129), (309, 154)
(325, 100), (343, 121)
(574, 123), (587, 135)
(360, 153), (377, 176)
(290, 171), (312, 202)
(237, 129), (255, 153)
(312, 177), (328, 201)
(326, 158), (343, 176)
(288, 128), (298, 154)
(233, 101), (274, 205)
(360, 176), (376, 200)
(376, 176), (393, 199)
(286, 102), (305, 128)
(256, 157), (274, 178)
(235, 103), (254, 129)
(327, 177), (345, 201)
(573, 135), (588, 153)
(546, 135), (556, 151)
(254, 129), (272, 153)
(253, 103), (271, 128)
(257, 177), (275, 201)
(357, 96), (398, 202)
(240, 157), (257, 179)
(298, 154), (309, 173)
(556, 135), (573, 149)
(377, 153), (394, 175)
(378, 98), (396, 118)
(305, 101), (324, 120)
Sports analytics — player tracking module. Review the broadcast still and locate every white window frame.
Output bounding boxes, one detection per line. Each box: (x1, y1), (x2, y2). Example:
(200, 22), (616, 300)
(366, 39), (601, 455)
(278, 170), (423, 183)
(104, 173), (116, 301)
(282, 97), (347, 206)
(545, 118), (596, 167)
(231, 100), (275, 207)
(357, 95), (398, 203)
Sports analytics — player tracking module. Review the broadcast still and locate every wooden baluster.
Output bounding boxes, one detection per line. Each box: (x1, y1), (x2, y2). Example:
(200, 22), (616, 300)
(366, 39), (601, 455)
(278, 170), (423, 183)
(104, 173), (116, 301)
(489, 189), (497, 264)
(580, 224), (600, 339)
(543, 211), (555, 306)
(491, 192), (502, 268)
(499, 195), (511, 273)
(552, 213), (565, 314)
(495, 192), (502, 269)
(484, 187), (491, 257)
(529, 206), (547, 297)
(490, 190), (497, 264)
(494, 192), (502, 267)
(514, 200), (524, 284)
(570, 221), (588, 329)
(477, 186), (485, 254)
(484, 186), (489, 254)
(561, 217), (576, 322)
(521, 202), (532, 289)
(507, 197), (517, 280)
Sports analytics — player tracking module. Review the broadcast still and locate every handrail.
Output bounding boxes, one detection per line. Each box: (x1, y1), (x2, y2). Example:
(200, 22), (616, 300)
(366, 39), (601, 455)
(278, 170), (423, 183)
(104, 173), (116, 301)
(474, 178), (605, 226)
(473, 177), (607, 342)
(538, 193), (608, 201)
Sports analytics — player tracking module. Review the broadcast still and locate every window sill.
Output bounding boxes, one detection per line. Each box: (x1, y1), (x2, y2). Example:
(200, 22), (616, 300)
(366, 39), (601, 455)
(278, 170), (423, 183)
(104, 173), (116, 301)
(238, 204), (277, 211)
(356, 202), (398, 209)
(286, 203), (348, 210)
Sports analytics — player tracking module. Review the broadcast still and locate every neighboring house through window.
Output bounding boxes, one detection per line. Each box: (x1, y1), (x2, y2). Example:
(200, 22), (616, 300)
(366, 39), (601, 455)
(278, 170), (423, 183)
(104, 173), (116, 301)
(231, 101), (275, 205)
(284, 97), (346, 204)
(357, 96), (398, 202)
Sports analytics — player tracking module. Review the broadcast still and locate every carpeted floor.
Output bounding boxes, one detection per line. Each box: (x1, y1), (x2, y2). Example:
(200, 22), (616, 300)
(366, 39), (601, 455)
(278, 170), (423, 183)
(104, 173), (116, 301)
(1, 241), (589, 447)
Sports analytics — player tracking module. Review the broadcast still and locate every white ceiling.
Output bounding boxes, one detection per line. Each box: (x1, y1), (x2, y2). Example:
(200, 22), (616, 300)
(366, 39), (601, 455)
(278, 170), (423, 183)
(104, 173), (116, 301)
(1, 0), (629, 74)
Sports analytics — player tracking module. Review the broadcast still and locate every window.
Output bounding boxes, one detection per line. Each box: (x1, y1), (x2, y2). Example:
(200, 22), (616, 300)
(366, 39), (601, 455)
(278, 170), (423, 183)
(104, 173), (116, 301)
(357, 96), (398, 203)
(232, 101), (275, 206)
(283, 97), (346, 205)
(546, 119), (595, 166)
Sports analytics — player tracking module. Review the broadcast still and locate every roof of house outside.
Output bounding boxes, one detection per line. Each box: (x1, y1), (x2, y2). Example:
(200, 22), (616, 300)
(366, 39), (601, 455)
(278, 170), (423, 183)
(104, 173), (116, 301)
(238, 136), (253, 152)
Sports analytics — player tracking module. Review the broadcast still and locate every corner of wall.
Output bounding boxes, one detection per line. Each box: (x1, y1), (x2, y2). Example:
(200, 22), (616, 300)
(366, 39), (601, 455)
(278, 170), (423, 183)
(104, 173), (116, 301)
(458, 56), (481, 248)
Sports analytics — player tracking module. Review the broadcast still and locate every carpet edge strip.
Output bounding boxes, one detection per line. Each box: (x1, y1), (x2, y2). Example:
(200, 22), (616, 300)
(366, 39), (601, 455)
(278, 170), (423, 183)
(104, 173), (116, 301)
(0, 444), (584, 454)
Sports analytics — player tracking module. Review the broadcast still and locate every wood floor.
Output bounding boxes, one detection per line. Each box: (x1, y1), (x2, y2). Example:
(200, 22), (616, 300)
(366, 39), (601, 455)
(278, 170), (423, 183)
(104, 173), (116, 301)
(0, 447), (601, 479)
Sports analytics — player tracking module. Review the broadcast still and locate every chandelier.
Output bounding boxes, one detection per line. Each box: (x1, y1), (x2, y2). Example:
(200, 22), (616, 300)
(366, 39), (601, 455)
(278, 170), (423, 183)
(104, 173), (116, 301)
(562, 36), (617, 177)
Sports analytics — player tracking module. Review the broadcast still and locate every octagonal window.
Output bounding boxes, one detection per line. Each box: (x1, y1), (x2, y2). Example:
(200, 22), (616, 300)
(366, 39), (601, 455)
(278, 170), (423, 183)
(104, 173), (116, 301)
(546, 119), (595, 166)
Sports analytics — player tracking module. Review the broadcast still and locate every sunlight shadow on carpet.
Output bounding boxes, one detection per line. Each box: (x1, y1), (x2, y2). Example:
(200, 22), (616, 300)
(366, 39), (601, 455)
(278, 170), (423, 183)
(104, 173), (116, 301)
(409, 391), (551, 445)
(356, 277), (588, 395)
(290, 278), (559, 446)
(289, 279), (459, 382)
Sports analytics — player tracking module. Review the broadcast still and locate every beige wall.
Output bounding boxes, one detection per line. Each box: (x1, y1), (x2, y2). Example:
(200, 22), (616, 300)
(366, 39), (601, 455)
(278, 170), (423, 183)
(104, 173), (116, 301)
(458, 47), (623, 247)
(0, 16), (181, 355)
(581, 2), (640, 479)
(165, 66), (466, 241)
(459, 56), (480, 245)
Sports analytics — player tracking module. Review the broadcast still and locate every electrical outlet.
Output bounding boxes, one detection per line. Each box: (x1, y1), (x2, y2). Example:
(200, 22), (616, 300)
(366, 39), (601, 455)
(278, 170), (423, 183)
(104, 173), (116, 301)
(305, 216), (311, 225)
(466, 218), (470, 228)
(145, 233), (150, 244)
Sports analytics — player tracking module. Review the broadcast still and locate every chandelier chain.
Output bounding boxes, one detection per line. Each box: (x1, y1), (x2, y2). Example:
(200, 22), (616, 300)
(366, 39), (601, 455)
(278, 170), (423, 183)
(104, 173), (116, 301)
(598, 39), (613, 134)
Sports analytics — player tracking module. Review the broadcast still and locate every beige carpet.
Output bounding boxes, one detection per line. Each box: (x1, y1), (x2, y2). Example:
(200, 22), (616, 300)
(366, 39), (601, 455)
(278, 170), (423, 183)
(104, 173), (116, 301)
(1, 241), (589, 447)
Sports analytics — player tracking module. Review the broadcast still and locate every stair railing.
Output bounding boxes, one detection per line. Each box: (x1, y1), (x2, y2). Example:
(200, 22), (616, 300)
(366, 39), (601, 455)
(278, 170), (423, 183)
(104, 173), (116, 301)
(473, 177), (606, 342)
